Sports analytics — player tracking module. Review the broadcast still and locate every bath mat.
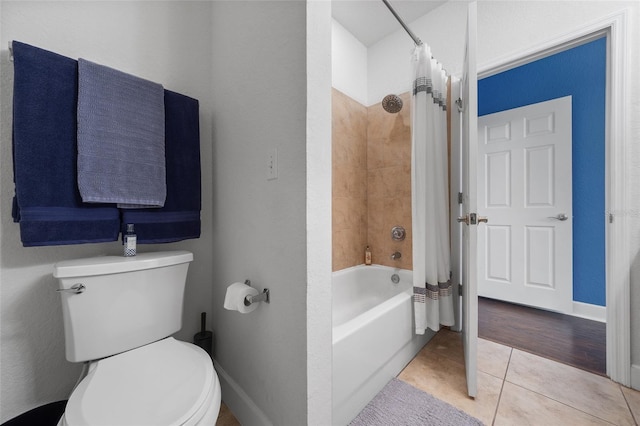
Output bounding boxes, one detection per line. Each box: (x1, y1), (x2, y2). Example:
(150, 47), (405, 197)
(349, 378), (484, 426)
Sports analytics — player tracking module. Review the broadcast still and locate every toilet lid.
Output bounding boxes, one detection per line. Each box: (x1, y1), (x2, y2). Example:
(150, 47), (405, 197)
(65, 337), (214, 426)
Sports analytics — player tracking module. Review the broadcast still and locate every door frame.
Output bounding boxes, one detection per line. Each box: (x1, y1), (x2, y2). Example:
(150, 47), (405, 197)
(477, 11), (630, 385)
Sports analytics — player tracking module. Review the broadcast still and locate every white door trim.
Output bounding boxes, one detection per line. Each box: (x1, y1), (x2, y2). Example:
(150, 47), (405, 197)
(477, 10), (630, 386)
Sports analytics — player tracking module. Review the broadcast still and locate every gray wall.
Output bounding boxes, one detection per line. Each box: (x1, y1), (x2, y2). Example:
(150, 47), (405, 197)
(0, 2), (215, 421)
(0, 1), (333, 424)
(209, 2), (311, 425)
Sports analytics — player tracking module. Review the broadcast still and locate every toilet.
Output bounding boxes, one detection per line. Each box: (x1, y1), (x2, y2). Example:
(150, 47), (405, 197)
(53, 250), (221, 426)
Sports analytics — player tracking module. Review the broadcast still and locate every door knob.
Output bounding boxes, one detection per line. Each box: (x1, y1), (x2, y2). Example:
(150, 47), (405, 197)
(548, 213), (568, 221)
(457, 214), (488, 225)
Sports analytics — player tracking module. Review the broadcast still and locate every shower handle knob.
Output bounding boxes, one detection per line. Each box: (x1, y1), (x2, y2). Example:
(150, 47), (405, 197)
(391, 226), (406, 241)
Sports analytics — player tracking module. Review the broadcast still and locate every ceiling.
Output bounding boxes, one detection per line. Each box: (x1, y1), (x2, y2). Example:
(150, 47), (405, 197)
(332, 0), (447, 47)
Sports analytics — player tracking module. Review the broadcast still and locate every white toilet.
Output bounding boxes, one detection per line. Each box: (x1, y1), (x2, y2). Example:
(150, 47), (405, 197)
(54, 250), (221, 426)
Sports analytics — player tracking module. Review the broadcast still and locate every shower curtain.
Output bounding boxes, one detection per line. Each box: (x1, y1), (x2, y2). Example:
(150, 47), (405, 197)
(411, 44), (454, 334)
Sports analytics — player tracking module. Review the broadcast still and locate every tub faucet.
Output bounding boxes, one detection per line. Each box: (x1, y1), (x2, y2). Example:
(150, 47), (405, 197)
(391, 251), (401, 260)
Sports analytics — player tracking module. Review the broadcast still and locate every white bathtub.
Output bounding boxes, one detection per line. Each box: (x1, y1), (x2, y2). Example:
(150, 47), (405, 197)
(332, 265), (434, 425)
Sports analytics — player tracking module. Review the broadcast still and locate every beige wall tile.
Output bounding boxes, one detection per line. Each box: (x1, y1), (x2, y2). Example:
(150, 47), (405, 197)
(366, 169), (384, 200)
(332, 88), (368, 271)
(367, 137), (385, 170)
(332, 89), (415, 272)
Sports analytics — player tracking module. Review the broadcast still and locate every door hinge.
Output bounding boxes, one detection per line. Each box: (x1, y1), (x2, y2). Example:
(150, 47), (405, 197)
(458, 284), (463, 296)
(455, 97), (464, 112)
(609, 213), (614, 224)
(458, 192), (464, 204)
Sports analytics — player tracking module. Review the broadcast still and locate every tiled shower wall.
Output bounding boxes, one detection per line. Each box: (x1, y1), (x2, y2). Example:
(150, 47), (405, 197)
(332, 89), (368, 271)
(332, 88), (412, 271)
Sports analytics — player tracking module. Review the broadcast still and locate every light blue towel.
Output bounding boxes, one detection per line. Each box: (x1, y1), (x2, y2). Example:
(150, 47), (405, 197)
(77, 58), (166, 208)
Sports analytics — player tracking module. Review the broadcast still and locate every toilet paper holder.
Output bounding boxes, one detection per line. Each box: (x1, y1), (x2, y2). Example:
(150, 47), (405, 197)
(243, 280), (270, 306)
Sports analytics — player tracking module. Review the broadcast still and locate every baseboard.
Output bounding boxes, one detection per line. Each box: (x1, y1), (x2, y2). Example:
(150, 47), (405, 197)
(213, 359), (273, 426)
(572, 301), (606, 323)
(631, 364), (640, 391)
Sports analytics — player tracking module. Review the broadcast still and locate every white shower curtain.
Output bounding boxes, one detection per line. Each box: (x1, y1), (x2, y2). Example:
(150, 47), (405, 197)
(411, 44), (454, 334)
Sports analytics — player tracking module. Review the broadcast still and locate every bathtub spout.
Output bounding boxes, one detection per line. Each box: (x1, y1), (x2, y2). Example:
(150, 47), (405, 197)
(391, 251), (401, 260)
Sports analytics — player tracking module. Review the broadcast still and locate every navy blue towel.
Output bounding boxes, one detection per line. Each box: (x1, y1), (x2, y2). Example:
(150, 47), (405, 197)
(121, 90), (201, 243)
(11, 41), (120, 246)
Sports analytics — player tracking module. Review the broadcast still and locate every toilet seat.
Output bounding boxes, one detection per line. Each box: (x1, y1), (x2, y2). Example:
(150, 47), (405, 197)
(63, 337), (220, 426)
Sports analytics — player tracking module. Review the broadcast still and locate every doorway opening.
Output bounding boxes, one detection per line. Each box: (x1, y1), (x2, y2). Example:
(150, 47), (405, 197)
(475, 12), (630, 382)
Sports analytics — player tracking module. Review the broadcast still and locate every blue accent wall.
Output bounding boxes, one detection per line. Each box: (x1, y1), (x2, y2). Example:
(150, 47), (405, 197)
(478, 38), (606, 306)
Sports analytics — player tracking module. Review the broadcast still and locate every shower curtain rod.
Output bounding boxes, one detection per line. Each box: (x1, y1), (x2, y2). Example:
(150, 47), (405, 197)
(381, 0), (423, 46)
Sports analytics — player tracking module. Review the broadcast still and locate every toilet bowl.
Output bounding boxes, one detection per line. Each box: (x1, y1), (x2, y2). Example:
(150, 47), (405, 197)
(60, 338), (221, 426)
(54, 251), (221, 425)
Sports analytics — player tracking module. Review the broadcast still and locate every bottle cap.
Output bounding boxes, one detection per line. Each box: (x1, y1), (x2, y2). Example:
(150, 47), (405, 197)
(127, 224), (135, 233)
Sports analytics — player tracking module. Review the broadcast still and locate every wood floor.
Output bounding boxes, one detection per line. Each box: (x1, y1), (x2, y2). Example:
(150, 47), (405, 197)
(478, 297), (606, 376)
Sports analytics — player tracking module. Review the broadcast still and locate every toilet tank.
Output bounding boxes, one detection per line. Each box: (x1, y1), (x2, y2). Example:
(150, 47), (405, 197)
(54, 251), (193, 363)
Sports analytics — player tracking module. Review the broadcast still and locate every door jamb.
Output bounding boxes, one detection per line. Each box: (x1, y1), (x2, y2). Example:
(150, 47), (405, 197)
(477, 10), (630, 385)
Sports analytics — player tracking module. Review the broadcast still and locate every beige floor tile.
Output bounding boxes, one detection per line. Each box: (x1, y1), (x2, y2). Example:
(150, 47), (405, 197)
(419, 328), (465, 365)
(506, 349), (634, 425)
(478, 338), (511, 380)
(495, 382), (613, 426)
(398, 349), (502, 425)
(216, 403), (241, 426)
(621, 386), (640, 423)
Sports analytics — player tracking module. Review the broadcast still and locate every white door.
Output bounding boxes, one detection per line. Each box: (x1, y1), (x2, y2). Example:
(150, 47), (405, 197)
(477, 96), (573, 313)
(459, 1), (478, 399)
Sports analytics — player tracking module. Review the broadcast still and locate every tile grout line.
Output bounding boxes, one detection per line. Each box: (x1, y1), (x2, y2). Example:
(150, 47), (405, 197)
(506, 349), (634, 425)
(490, 347), (513, 425)
(502, 378), (622, 425)
(620, 385), (639, 426)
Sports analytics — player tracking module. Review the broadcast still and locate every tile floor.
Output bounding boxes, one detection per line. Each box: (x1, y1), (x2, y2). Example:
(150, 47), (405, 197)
(216, 329), (640, 425)
(216, 402), (240, 426)
(398, 329), (640, 425)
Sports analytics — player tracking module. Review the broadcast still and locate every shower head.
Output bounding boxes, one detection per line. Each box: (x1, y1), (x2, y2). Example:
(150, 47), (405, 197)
(382, 94), (403, 113)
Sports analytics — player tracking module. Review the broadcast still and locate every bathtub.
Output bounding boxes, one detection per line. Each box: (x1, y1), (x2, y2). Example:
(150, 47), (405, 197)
(332, 264), (434, 425)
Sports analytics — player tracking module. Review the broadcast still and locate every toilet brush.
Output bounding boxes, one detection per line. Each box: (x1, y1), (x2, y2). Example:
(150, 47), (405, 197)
(193, 312), (213, 359)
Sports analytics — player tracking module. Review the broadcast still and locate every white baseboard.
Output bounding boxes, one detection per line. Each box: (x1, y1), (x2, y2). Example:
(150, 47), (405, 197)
(631, 364), (640, 391)
(572, 301), (606, 323)
(213, 359), (273, 426)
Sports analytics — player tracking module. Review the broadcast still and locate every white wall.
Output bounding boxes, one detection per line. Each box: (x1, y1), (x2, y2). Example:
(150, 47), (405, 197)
(368, 1), (469, 106)
(307, 2), (333, 424)
(209, 2), (314, 425)
(331, 19), (368, 106)
(0, 2), (215, 421)
(364, 0), (640, 382)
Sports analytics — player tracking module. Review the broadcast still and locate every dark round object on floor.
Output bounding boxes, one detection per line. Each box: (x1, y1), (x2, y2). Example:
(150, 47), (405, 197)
(1, 401), (67, 426)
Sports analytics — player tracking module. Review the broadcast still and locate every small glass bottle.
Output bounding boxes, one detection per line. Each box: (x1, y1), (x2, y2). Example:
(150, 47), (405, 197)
(365, 245), (372, 265)
(124, 224), (137, 257)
